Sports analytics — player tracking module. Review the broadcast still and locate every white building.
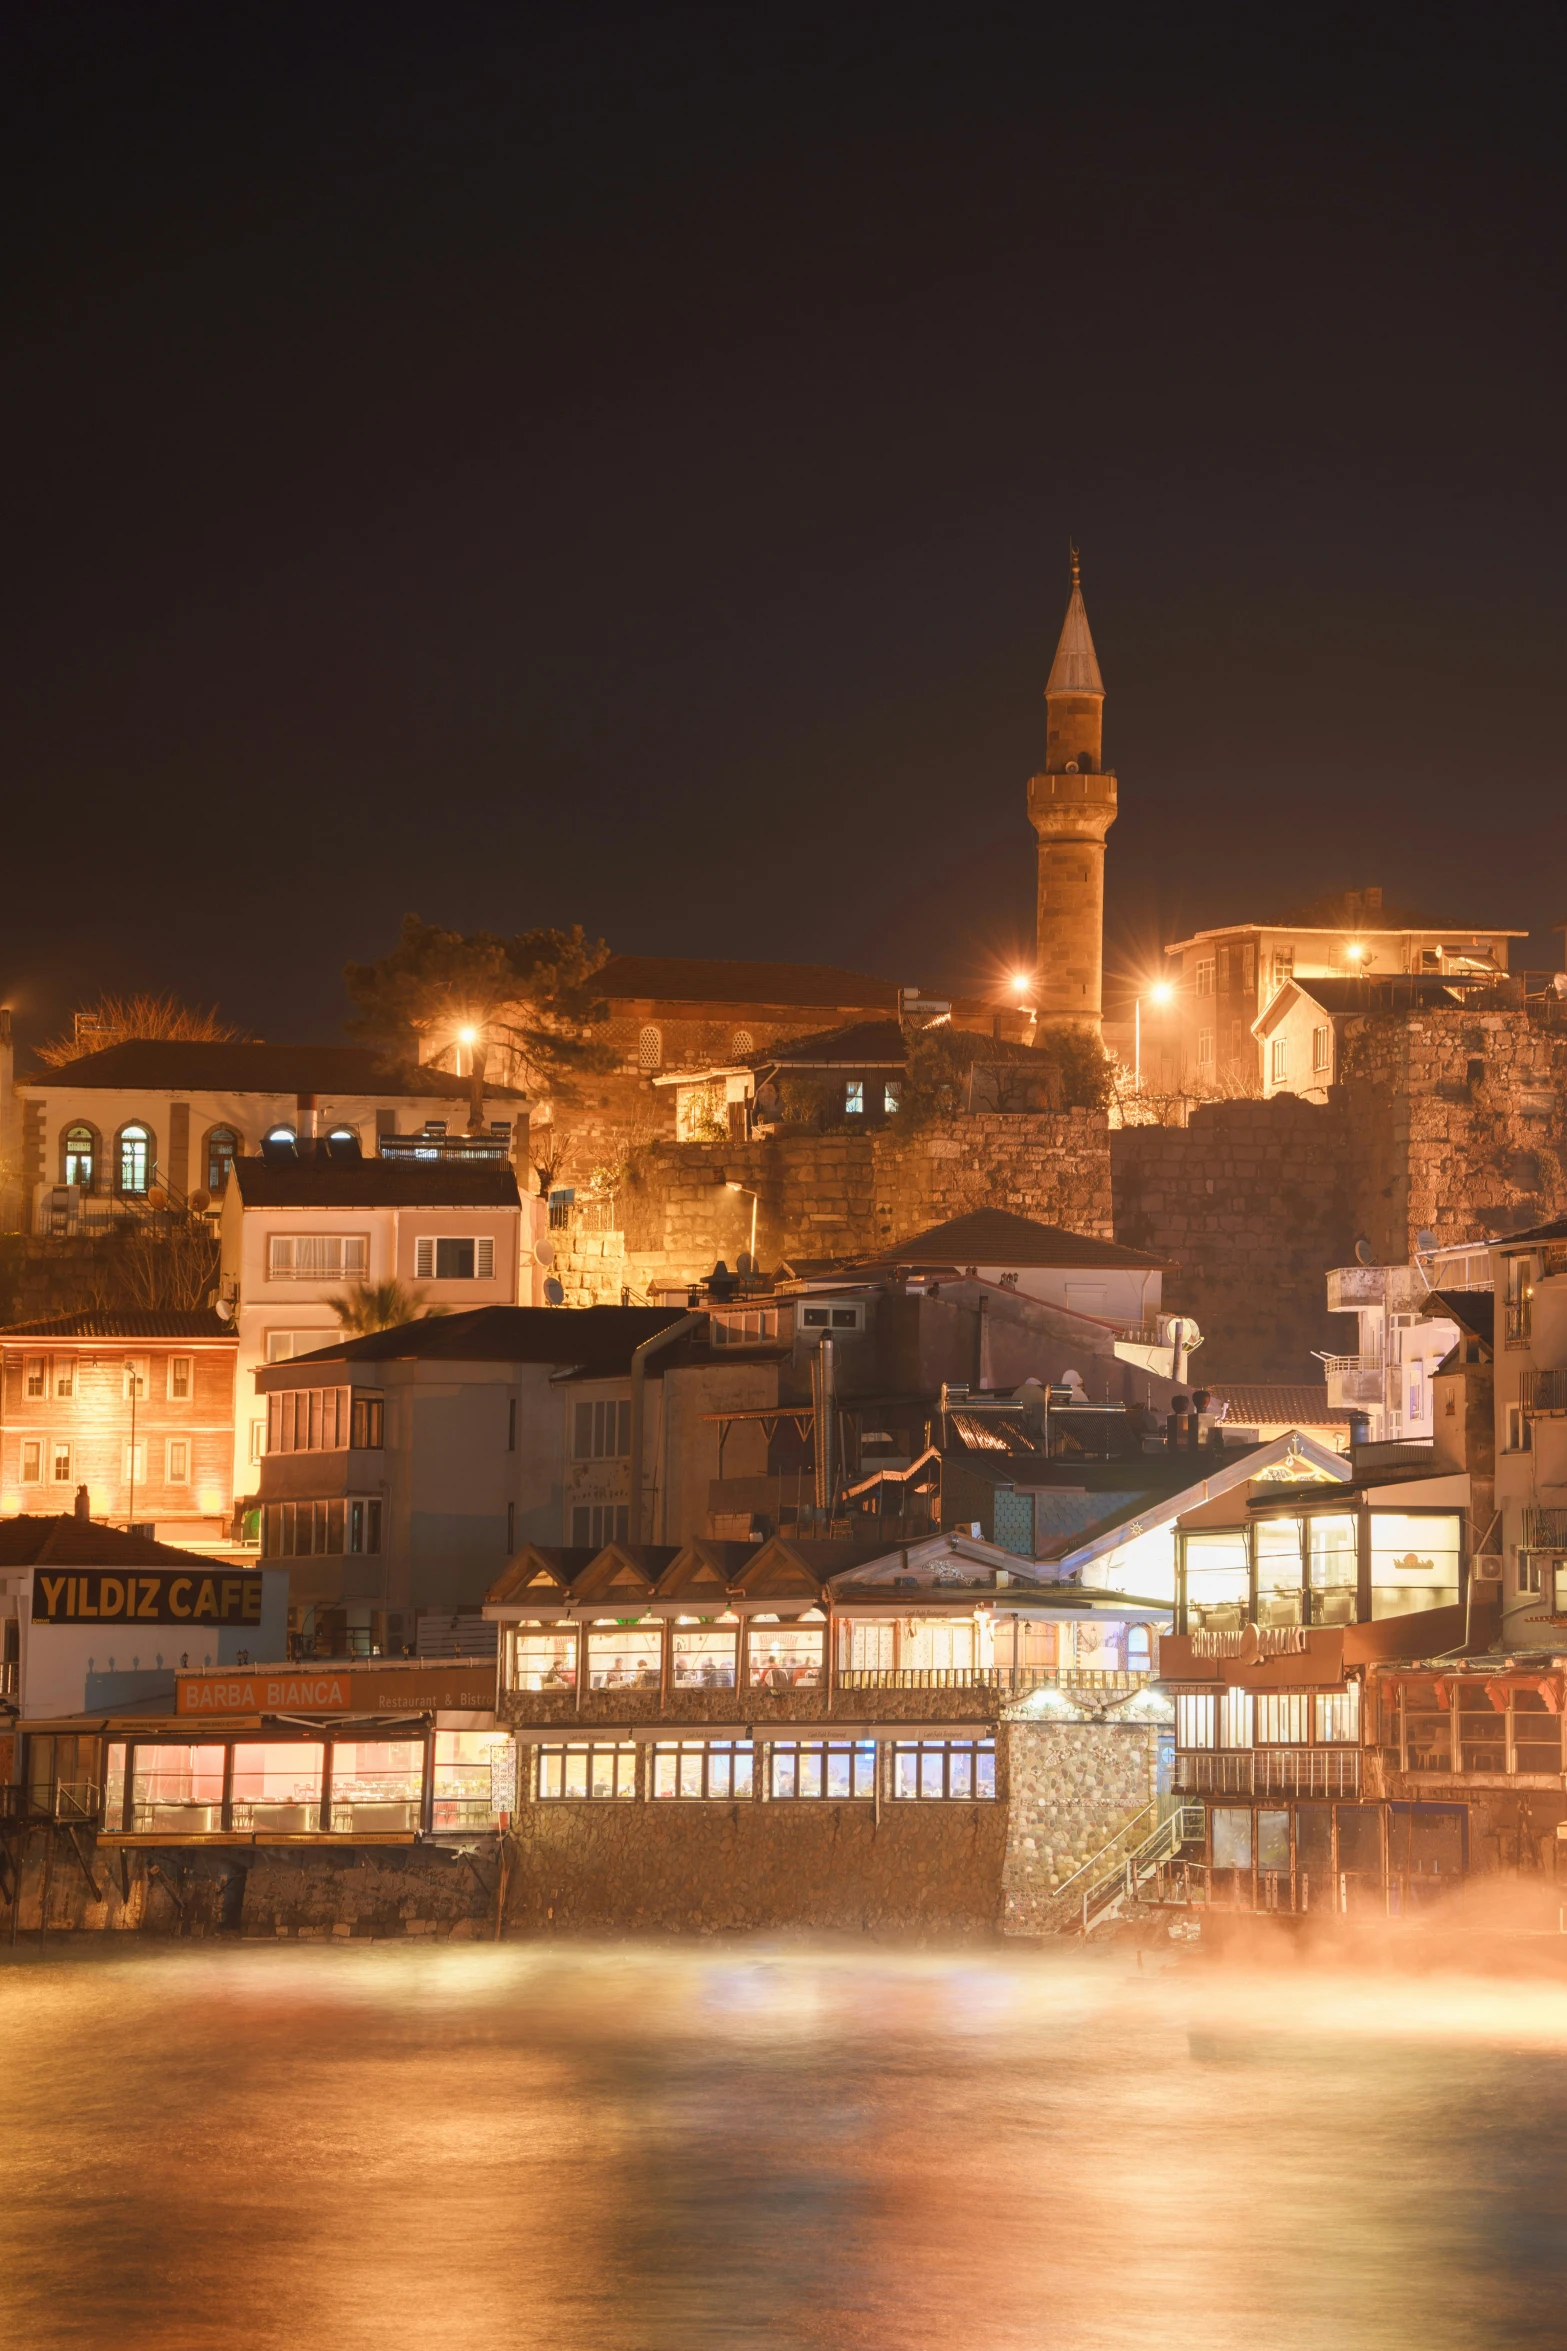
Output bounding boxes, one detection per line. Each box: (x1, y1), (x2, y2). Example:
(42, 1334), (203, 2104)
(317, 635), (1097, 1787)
(1321, 1242), (1491, 1444)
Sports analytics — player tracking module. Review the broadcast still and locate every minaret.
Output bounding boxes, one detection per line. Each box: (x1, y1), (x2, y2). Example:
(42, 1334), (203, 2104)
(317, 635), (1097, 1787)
(1027, 548), (1117, 1035)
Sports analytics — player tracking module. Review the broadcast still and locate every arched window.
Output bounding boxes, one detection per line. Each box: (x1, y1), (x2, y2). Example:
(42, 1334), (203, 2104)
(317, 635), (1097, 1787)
(205, 1127), (240, 1192)
(266, 1125), (296, 1145)
(62, 1124), (97, 1191)
(730, 1029), (754, 1056)
(637, 1026), (662, 1072)
(1127, 1624), (1153, 1672)
(117, 1124), (152, 1196)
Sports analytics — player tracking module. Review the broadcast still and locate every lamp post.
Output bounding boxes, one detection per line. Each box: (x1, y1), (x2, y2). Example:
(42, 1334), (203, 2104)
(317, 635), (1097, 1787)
(725, 1180), (759, 1269)
(1136, 980), (1175, 1092)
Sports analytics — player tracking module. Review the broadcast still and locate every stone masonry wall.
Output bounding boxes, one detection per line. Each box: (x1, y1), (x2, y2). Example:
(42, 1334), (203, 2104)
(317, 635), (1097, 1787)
(618, 1112), (1112, 1290)
(1000, 1718), (1160, 1936)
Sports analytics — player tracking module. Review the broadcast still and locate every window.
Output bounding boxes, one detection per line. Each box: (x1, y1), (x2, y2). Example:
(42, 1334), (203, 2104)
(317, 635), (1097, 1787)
(537, 1740), (637, 1799)
(1271, 1038), (1289, 1085)
(205, 1128), (240, 1192)
(1317, 1688), (1360, 1743)
(572, 1503), (630, 1546)
(800, 1303), (862, 1331)
(1518, 1555), (1543, 1596)
(350, 1393), (384, 1449)
(117, 1124), (152, 1195)
(266, 1125), (296, 1145)
(730, 1029), (754, 1055)
(1219, 1688), (1254, 1749)
(748, 1615), (825, 1688)
(1127, 1623), (1153, 1671)
(585, 1624), (661, 1689)
(574, 1399), (631, 1459)
(1242, 946), (1256, 990)
(671, 1622), (738, 1688)
(122, 1357), (149, 1400)
(63, 1125), (96, 1189)
(1255, 1693), (1310, 1744)
(1271, 947), (1295, 987)
(51, 1441), (72, 1484)
(1312, 1024), (1332, 1073)
(768, 1740), (878, 1799)
(883, 1081), (901, 1114)
(510, 1630), (577, 1691)
(1175, 1694), (1216, 1750)
(268, 1234), (370, 1282)
(1506, 1405), (1532, 1454)
(167, 1356), (192, 1401)
(261, 1498), (381, 1557)
(1217, 945), (1231, 988)
(712, 1308), (779, 1346)
(413, 1236), (496, 1280)
(1308, 1514), (1358, 1626)
(20, 1439), (41, 1483)
(23, 1355), (45, 1398)
(653, 1740), (754, 1799)
(844, 1080), (865, 1115)
(231, 1742), (325, 1831)
(249, 1419), (266, 1466)
(1194, 956), (1216, 997)
(122, 1442), (145, 1485)
(433, 1731), (515, 1830)
(1197, 1029), (1214, 1066)
(264, 1330), (333, 1364)
(1369, 1511), (1462, 1619)
(331, 1740), (423, 1833)
(166, 1439), (190, 1485)
(1183, 1531), (1248, 1630)
(266, 1387), (351, 1453)
(131, 1744), (225, 1833)
(1554, 1562), (1567, 1617)
(889, 1739), (996, 1799)
(637, 1026), (662, 1072)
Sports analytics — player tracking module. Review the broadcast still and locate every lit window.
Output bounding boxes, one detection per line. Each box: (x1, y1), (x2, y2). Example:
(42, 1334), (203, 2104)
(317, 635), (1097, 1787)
(23, 1356), (45, 1399)
(1271, 1038), (1289, 1085)
(167, 1356), (192, 1401)
(63, 1125), (96, 1189)
(889, 1739), (997, 1799)
(844, 1081), (865, 1115)
(122, 1441), (145, 1484)
(585, 1624), (662, 1689)
(268, 1234), (370, 1281)
(510, 1630), (577, 1691)
(883, 1081), (901, 1114)
(20, 1439), (41, 1483)
(748, 1614), (825, 1689)
(770, 1740), (876, 1799)
(536, 1740), (637, 1799)
(249, 1419), (266, 1465)
(1507, 1405), (1532, 1454)
(573, 1399), (631, 1459)
(166, 1439), (190, 1485)
(1255, 1693), (1310, 1744)
(1312, 1024), (1332, 1073)
(671, 1622), (738, 1688)
(1176, 1694), (1216, 1750)
(1519, 1556), (1543, 1596)
(413, 1236), (495, 1280)
(51, 1442), (73, 1483)
(330, 1740), (422, 1833)
(1317, 1688), (1360, 1743)
(730, 1029), (754, 1056)
(117, 1124), (152, 1195)
(637, 1026), (662, 1072)
(205, 1128), (240, 1191)
(349, 1393), (384, 1449)
(55, 1360), (74, 1398)
(652, 1740), (753, 1799)
(266, 1125), (296, 1145)
(433, 1731), (515, 1830)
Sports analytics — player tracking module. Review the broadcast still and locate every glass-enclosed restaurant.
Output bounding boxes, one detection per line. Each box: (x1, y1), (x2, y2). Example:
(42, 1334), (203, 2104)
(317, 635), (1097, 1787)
(1177, 1497), (1465, 1634)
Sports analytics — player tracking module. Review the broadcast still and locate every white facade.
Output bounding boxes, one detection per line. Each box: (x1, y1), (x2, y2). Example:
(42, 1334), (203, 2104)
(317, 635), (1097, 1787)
(1322, 1261), (1466, 1443)
(1491, 1227), (1567, 1649)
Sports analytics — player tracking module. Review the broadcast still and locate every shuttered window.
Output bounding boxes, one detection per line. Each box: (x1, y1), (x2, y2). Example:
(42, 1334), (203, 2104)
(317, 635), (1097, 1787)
(413, 1236), (496, 1280)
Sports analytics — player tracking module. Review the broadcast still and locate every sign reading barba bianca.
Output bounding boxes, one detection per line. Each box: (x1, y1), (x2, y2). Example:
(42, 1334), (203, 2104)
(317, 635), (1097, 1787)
(176, 1664), (497, 1716)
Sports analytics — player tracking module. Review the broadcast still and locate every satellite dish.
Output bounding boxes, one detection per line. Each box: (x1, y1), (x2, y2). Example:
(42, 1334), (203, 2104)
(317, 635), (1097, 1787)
(533, 1237), (555, 1269)
(1416, 1229), (1438, 1253)
(189, 1187), (212, 1212)
(1354, 1237), (1374, 1266)
(543, 1276), (565, 1306)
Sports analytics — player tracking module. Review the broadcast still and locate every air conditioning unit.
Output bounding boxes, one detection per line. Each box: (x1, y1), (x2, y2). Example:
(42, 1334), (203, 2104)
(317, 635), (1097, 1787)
(1470, 1555), (1504, 1582)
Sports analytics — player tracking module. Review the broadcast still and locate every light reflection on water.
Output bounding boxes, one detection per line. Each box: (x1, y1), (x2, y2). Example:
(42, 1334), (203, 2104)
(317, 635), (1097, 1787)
(2, 1938), (1566, 2350)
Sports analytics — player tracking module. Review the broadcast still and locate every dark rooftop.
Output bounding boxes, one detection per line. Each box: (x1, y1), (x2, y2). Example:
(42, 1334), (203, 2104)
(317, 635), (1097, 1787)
(855, 1207), (1168, 1273)
(19, 1040), (526, 1097)
(231, 1158), (521, 1210)
(0, 1515), (231, 1567)
(595, 954), (897, 1012)
(268, 1304), (689, 1373)
(1429, 1289), (1496, 1349)
(0, 1309), (235, 1341)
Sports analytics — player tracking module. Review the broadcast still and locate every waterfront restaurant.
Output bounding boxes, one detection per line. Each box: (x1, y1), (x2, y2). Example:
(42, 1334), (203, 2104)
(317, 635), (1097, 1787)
(17, 1657), (516, 1844)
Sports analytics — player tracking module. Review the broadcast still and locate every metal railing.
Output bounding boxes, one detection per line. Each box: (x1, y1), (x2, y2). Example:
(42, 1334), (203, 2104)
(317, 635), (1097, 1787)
(1522, 1369), (1567, 1417)
(1506, 1303), (1532, 1348)
(1174, 1748), (1361, 1797)
(1060, 1802), (1207, 1934)
(836, 1667), (1150, 1694)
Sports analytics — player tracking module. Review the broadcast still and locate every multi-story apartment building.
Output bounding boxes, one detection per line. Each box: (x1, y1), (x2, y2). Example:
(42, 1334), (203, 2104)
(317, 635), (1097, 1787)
(1491, 1214), (1567, 1649)
(1321, 1259), (1474, 1443)
(0, 1311), (239, 1549)
(1157, 887), (1523, 1094)
(222, 1141), (532, 1511)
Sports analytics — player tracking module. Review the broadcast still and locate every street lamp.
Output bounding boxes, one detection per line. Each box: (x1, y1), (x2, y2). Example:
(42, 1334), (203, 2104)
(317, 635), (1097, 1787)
(725, 1180), (759, 1268)
(1135, 980), (1175, 1092)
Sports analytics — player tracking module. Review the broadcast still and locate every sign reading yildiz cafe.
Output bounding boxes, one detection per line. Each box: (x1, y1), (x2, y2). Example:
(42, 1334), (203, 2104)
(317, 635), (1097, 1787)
(31, 1570), (265, 1627)
(176, 1663), (499, 1716)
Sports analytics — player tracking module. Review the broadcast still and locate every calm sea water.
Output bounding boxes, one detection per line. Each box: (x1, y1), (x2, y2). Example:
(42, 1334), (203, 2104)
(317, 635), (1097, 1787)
(2, 1932), (1565, 2350)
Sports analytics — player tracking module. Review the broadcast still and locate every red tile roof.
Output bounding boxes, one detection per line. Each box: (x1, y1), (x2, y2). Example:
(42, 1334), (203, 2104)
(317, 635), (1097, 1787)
(857, 1208), (1167, 1272)
(0, 1515), (228, 1566)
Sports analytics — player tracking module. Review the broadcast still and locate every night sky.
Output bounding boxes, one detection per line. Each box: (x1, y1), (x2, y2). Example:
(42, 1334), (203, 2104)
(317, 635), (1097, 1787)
(4, 5), (1564, 1049)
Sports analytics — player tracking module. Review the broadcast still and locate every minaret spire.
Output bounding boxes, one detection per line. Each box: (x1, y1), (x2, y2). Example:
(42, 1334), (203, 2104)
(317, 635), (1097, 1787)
(1025, 548), (1118, 1036)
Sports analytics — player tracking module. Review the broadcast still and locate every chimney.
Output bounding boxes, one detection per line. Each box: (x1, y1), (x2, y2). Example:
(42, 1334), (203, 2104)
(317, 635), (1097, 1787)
(296, 1092), (318, 1142)
(73, 1483), (91, 1522)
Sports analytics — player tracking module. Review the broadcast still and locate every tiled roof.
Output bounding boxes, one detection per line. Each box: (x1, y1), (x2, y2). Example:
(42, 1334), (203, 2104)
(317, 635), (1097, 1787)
(595, 955), (897, 1012)
(1429, 1289), (1495, 1347)
(0, 1515), (225, 1567)
(269, 1304), (688, 1372)
(1201, 1383), (1348, 1425)
(0, 1309), (235, 1341)
(858, 1207), (1168, 1273)
(19, 1041), (526, 1098)
(231, 1158), (521, 1209)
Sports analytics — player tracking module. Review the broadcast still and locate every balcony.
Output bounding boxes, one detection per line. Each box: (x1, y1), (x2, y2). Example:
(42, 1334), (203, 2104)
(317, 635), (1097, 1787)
(1506, 1303), (1532, 1348)
(1327, 1265), (1425, 1313)
(836, 1666), (1149, 1696)
(1322, 1355), (1385, 1408)
(1175, 1748), (1361, 1796)
(1521, 1369), (1567, 1418)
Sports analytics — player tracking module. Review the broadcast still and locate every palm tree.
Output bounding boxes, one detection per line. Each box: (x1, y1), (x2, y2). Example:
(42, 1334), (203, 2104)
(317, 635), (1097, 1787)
(325, 1280), (446, 1337)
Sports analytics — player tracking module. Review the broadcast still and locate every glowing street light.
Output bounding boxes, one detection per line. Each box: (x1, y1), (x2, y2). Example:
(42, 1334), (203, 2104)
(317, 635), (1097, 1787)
(1135, 980), (1175, 1091)
(725, 1179), (759, 1267)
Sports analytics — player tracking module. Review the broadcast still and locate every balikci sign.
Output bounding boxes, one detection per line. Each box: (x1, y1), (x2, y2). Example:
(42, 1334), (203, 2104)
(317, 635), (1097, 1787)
(31, 1571), (265, 1627)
